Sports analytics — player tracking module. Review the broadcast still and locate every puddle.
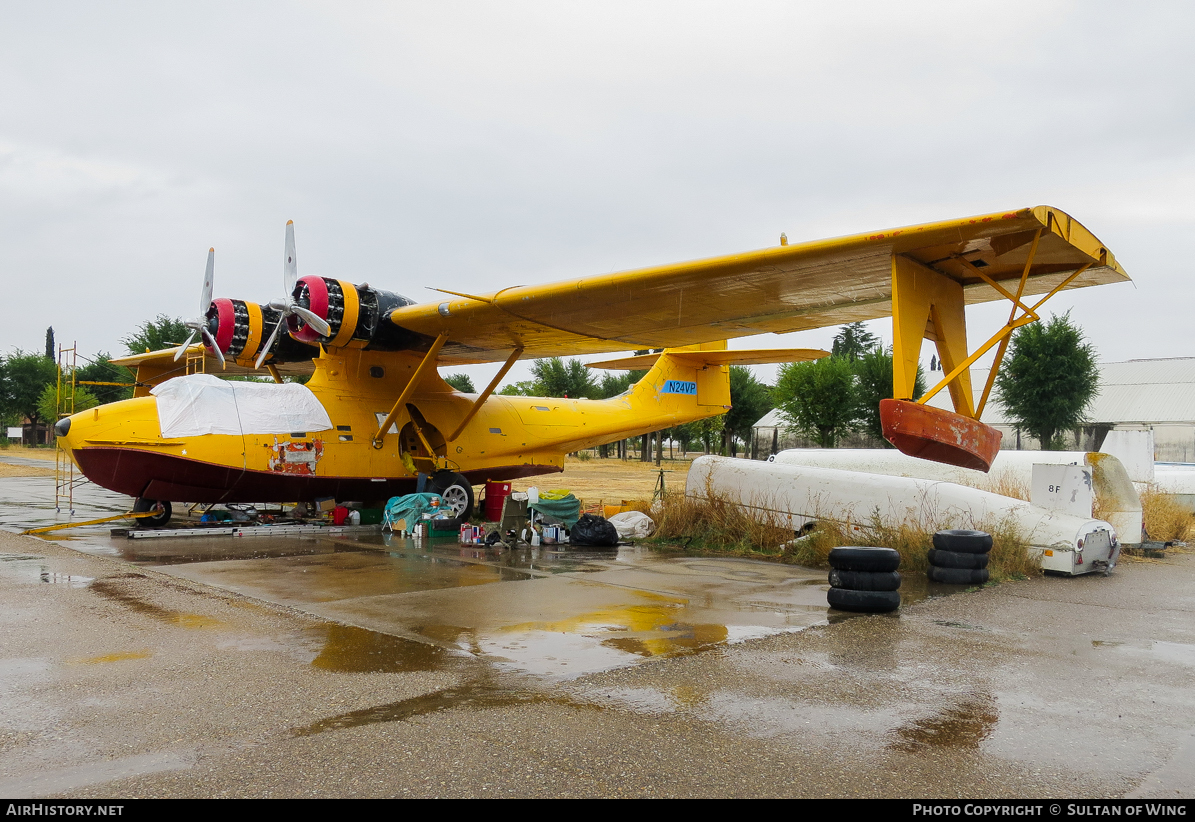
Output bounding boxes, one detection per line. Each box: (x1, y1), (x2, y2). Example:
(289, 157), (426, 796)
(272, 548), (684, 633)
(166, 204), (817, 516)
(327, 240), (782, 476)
(309, 624), (454, 673)
(89, 575), (225, 629)
(888, 692), (999, 752)
(0, 555), (94, 587)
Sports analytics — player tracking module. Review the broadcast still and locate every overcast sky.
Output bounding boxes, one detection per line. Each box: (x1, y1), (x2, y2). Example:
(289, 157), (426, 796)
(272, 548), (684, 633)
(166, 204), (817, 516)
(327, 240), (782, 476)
(2, 1), (1191, 388)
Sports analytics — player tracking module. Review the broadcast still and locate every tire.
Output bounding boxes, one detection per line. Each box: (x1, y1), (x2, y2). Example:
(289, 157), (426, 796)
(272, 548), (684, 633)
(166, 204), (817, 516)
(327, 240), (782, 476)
(927, 548), (990, 570)
(133, 498), (172, 528)
(932, 529), (992, 554)
(430, 471), (474, 525)
(827, 587), (901, 613)
(828, 546), (901, 572)
(927, 565), (990, 585)
(828, 569), (902, 591)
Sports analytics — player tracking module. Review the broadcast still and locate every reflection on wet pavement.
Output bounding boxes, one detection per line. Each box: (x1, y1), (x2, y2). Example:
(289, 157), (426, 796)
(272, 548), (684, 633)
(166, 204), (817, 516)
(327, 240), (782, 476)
(90, 574), (225, 629)
(310, 624), (454, 673)
(291, 683), (566, 737)
(888, 692), (1000, 752)
(3, 473), (967, 683)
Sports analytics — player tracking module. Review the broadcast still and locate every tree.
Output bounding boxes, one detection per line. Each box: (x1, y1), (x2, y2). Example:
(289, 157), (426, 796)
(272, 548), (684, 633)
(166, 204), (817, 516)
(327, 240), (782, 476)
(831, 322), (879, 363)
(529, 357), (599, 399)
(0, 351), (59, 428)
(995, 312), (1099, 450)
(76, 353), (134, 405)
(122, 315), (190, 355)
(38, 383), (98, 426)
(45, 327), (55, 360)
(774, 356), (857, 448)
(444, 373), (476, 393)
(853, 348), (926, 445)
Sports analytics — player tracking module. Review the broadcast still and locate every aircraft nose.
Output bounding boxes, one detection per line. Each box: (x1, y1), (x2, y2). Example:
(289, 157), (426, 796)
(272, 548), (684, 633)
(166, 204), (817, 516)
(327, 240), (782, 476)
(54, 417), (71, 437)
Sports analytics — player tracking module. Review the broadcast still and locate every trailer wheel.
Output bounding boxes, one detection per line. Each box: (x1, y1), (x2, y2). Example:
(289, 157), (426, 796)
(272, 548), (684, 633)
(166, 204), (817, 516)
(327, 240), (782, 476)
(927, 548), (990, 570)
(927, 566), (990, 586)
(828, 546), (901, 572)
(133, 498), (172, 528)
(932, 529), (993, 554)
(827, 587), (901, 613)
(828, 569), (902, 591)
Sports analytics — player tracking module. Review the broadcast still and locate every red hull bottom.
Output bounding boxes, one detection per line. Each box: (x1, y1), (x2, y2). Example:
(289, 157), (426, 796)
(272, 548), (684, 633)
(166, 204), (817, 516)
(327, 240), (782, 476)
(72, 447), (562, 504)
(879, 399), (1002, 473)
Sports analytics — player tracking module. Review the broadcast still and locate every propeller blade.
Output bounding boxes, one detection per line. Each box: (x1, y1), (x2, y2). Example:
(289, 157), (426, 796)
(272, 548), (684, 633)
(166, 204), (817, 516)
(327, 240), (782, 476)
(291, 305), (331, 337)
(174, 330), (198, 362)
(200, 327), (226, 369)
(283, 221), (297, 295)
(255, 319), (284, 369)
(200, 248), (215, 312)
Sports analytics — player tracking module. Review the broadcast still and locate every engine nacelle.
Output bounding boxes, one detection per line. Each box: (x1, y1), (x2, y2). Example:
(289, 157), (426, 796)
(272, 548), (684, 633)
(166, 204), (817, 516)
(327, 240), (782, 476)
(205, 298), (317, 366)
(286, 276), (422, 351)
(202, 279), (425, 365)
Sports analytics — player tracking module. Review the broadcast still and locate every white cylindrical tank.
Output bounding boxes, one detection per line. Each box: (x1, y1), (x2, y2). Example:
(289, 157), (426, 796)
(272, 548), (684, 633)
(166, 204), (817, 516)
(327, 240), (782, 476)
(687, 456), (1120, 575)
(767, 448), (1143, 544)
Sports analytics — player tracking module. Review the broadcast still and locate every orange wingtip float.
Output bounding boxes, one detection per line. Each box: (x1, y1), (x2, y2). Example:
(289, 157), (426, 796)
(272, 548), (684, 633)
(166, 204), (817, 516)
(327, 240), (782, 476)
(879, 399), (1003, 472)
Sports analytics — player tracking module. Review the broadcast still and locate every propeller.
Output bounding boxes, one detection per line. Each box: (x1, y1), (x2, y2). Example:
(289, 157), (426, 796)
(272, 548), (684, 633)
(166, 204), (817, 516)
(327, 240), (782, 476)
(174, 248), (226, 368)
(255, 221), (332, 369)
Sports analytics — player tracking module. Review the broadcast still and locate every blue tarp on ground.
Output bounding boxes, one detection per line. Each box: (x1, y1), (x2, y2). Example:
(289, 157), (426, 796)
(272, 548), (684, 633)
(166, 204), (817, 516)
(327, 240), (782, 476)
(383, 493), (443, 531)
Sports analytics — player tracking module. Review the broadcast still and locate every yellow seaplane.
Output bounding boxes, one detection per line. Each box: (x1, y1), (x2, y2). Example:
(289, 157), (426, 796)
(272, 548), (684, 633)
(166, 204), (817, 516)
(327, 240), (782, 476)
(55, 207), (1129, 526)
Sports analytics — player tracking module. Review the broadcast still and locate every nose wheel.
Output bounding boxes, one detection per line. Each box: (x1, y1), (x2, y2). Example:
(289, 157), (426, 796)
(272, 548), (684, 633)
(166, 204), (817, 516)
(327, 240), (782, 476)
(133, 498), (172, 528)
(430, 471), (474, 525)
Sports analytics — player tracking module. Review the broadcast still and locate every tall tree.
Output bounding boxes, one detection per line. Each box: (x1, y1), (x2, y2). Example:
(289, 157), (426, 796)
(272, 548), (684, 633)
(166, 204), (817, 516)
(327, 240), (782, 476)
(853, 348), (926, 445)
(0, 351), (59, 428)
(995, 313), (1099, 450)
(529, 357), (599, 398)
(774, 356), (857, 448)
(122, 315), (190, 355)
(444, 373), (476, 393)
(831, 322), (879, 363)
(45, 327), (55, 360)
(76, 353), (135, 405)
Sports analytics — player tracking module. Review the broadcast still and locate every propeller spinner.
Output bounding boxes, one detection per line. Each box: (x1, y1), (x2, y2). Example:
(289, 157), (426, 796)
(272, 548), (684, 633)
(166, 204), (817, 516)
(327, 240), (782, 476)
(174, 248), (226, 368)
(255, 221), (331, 369)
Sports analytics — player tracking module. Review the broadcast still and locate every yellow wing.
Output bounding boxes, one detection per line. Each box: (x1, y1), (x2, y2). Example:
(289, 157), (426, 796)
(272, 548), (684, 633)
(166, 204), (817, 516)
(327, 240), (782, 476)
(389, 205), (1128, 366)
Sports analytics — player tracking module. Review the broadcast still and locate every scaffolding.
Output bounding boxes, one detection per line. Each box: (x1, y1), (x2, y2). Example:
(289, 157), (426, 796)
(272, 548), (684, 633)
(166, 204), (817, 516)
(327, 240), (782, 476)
(54, 342), (88, 514)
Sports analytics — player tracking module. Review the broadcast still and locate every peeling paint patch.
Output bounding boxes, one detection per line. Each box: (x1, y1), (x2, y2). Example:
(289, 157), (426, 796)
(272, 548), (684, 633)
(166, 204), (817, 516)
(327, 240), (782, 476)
(268, 437), (324, 475)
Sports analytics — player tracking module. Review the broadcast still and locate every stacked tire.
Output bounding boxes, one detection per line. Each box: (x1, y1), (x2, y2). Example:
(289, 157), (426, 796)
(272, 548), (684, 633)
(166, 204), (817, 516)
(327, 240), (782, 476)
(927, 529), (992, 585)
(827, 546), (901, 613)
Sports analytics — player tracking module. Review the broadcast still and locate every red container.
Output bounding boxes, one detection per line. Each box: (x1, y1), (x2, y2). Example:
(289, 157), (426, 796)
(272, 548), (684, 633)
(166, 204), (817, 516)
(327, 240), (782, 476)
(484, 481), (512, 522)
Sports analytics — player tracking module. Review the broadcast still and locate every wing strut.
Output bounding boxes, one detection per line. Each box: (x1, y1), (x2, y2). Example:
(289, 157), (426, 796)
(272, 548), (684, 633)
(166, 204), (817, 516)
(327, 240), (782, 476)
(372, 333), (449, 449)
(448, 347), (524, 443)
(883, 238), (1094, 471)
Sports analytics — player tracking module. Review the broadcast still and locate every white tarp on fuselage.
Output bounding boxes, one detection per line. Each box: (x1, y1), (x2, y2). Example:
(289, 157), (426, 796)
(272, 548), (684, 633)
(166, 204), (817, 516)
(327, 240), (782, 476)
(152, 374), (332, 438)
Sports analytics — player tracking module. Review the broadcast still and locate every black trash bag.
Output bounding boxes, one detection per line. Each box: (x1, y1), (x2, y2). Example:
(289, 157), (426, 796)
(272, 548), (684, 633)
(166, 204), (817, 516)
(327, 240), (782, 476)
(569, 514), (620, 547)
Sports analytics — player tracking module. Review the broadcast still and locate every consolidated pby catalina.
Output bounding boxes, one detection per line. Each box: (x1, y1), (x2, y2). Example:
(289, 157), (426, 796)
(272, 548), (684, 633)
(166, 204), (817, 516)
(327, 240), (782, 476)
(54, 207), (1129, 526)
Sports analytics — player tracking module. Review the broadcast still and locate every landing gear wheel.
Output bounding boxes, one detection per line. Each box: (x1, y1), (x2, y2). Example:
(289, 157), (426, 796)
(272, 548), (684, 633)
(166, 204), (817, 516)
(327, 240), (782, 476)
(133, 498), (172, 528)
(430, 471), (474, 525)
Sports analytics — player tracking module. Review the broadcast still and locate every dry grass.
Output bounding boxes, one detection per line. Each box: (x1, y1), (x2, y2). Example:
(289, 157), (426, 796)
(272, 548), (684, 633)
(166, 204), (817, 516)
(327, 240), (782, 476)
(1139, 484), (1195, 543)
(1, 445), (58, 461)
(644, 487), (1040, 582)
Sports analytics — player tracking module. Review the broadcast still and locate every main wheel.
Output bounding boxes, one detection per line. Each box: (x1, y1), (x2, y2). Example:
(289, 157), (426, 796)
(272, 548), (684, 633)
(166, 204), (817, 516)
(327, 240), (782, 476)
(133, 498), (172, 528)
(430, 471), (475, 524)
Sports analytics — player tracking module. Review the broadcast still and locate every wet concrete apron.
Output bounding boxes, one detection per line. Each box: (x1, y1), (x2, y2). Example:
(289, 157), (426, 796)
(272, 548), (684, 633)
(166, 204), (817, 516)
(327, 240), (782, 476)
(2, 474), (1195, 798)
